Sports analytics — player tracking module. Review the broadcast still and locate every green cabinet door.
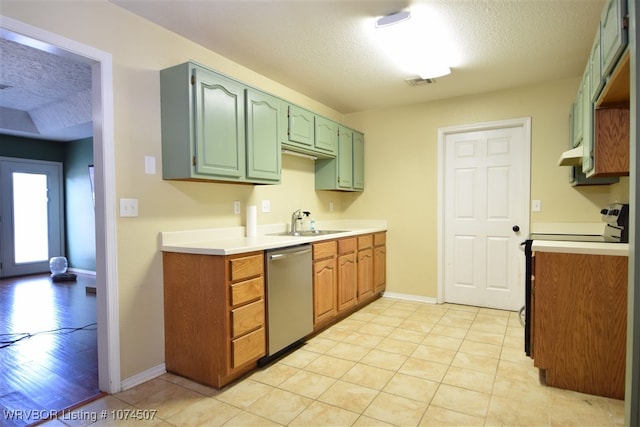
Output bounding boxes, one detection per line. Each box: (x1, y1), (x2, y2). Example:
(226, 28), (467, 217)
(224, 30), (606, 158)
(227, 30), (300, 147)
(581, 65), (595, 175)
(246, 89), (281, 182)
(193, 66), (245, 179)
(287, 105), (314, 147)
(589, 27), (604, 102)
(353, 131), (365, 190)
(337, 126), (353, 190)
(600, 0), (628, 77)
(315, 116), (338, 156)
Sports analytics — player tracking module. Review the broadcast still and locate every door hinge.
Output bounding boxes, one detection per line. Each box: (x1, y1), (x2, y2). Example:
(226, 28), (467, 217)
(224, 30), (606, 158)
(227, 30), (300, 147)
(191, 74), (195, 85)
(192, 156), (196, 166)
(623, 15), (629, 30)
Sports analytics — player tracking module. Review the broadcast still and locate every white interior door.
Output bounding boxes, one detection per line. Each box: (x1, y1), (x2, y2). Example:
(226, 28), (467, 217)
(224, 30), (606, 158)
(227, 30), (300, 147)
(440, 119), (530, 311)
(0, 158), (64, 277)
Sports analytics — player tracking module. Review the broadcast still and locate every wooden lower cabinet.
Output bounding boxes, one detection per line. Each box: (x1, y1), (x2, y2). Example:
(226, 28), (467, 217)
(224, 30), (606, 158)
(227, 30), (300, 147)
(163, 251), (266, 388)
(532, 251), (627, 399)
(357, 235), (374, 302)
(337, 238), (358, 312)
(313, 240), (338, 328)
(373, 232), (386, 294)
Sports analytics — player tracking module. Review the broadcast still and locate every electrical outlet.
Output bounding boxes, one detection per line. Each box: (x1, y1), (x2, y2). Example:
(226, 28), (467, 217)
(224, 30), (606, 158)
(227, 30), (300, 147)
(233, 201), (241, 215)
(329, 201), (334, 212)
(532, 200), (541, 212)
(261, 200), (271, 213)
(144, 156), (156, 175)
(119, 198), (139, 217)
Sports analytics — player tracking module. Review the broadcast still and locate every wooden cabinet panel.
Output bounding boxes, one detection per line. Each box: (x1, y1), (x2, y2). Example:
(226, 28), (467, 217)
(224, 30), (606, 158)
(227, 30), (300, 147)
(593, 106), (630, 176)
(338, 252), (357, 312)
(338, 237), (357, 254)
(358, 234), (373, 250)
(230, 254), (263, 281)
(374, 232), (386, 246)
(532, 251), (627, 399)
(232, 327), (266, 368)
(313, 256), (337, 326)
(314, 240), (337, 260)
(231, 300), (265, 338)
(357, 247), (374, 302)
(230, 277), (264, 306)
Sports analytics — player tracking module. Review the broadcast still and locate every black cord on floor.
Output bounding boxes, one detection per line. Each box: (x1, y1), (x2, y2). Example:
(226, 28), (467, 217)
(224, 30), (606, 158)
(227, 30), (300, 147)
(0, 323), (97, 349)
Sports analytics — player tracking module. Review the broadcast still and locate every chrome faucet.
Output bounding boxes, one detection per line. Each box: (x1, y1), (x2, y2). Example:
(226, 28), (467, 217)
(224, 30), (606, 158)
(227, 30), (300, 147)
(291, 209), (303, 234)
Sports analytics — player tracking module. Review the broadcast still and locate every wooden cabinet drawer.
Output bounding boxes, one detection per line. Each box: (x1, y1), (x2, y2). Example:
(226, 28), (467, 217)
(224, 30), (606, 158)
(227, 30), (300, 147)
(374, 232), (386, 246)
(338, 237), (357, 254)
(313, 241), (337, 260)
(231, 300), (264, 338)
(232, 327), (266, 368)
(230, 253), (263, 282)
(358, 234), (373, 250)
(230, 277), (264, 307)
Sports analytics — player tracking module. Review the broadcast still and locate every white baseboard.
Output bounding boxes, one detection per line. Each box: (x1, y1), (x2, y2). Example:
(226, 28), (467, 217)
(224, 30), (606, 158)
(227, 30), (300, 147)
(121, 363), (167, 391)
(382, 292), (438, 305)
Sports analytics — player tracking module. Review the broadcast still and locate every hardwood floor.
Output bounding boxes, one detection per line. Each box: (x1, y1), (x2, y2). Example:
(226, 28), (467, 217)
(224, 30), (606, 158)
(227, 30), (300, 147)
(0, 273), (100, 426)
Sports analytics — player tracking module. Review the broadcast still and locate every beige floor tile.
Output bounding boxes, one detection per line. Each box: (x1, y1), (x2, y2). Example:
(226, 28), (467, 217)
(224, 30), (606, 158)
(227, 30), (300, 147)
(409, 310), (445, 324)
(363, 391), (428, 426)
(429, 324), (469, 339)
(422, 334), (462, 352)
(375, 336), (419, 356)
(250, 362), (300, 387)
(390, 327), (427, 344)
(459, 340), (501, 359)
(398, 357), (449, 382)
(502, 332), (524, 349)
(548, 388), (614, 427)
(166, 396), (241, 426)
(491, 375), (548, 405)
(341, 363), (395, 390)
(279, 348), (320, 369)
(319, 325), (357, 342)
(469, 321), (507, 334)
(390, 300), (422, 312)
(399, 318), (435, 333)
(478, 307), (511, 317)
(344, 331), (385, 348)
(500, 344), (533, 364)
(289, 401), (360, 426)
(222, 411), (282, 426)
(279, 370), (337, 399)
(301, 336), (338, 354)
(247, 388), (312, 425)
(215, 379), (273, 409)
(383, 372), (439, 403)
(160, 373), (219, 397)
(61, 396), (134, 427)
(348, 311), (376, 322)
(451, 351), (499, 374)
(419, 405), (485, 426)
(464, 329), (504, 346)
(496, 359), (541, 385)
(318, 380), (379, 413)
(380, 307), (415, 319)
(485, 394), (549, 427)
(304, 354), (356, 378)
(332, 318), (368, 331)
(430, 384), (491, 418)
(442, 365), (495, 394)
(135, 381), (206, 420)
(358, 322), (395, 337)
(359, 349), (408, 371)
(115, 378), (176, 406)
(438, 315), (473, 329)
(370, 314), (405, 327)
(324, 341), (370, 362)
(411, 344), (457, 365)
(444, 307), (478, 320)
(608, 398), (625, 426)
(353, 415), (393, 426)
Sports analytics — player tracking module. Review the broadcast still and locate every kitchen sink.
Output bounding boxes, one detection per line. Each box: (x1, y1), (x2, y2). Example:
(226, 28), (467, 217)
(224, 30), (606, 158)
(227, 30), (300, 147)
(268, 230), (348, 237)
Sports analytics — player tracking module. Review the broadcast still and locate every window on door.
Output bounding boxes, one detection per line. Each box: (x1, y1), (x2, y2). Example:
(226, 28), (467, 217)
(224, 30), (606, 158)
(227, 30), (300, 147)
(0, 158), (64, 277)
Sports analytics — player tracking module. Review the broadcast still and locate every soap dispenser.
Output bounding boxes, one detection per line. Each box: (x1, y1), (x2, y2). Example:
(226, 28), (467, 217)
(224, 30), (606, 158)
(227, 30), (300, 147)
(302, 211), (311, 232)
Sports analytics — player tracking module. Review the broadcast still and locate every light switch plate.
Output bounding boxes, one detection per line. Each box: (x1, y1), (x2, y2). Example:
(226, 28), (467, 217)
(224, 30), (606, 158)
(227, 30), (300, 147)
(144, 156), (156, 175)
(261, 200), (271, 213)
(532, 200), (541, 212)
(233, 200), (241, 215)
(120, 198), (139, 217)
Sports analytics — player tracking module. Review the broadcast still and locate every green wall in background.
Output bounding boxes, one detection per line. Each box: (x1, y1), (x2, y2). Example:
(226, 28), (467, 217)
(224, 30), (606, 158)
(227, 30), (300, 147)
(0, 134), (96, 272)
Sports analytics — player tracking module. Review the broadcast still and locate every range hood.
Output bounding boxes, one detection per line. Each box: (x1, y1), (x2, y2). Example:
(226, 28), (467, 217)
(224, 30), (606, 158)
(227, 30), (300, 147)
(557, 145), (583, 166)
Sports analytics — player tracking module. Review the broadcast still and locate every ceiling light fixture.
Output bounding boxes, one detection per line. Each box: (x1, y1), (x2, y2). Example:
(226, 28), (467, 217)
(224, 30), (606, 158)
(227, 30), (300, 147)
(375, 10), (411, 28)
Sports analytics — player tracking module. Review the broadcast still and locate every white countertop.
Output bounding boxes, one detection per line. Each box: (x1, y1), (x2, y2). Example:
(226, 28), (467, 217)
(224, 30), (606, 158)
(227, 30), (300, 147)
(160, 219), (387, 255)
(532, 240), (629, 256)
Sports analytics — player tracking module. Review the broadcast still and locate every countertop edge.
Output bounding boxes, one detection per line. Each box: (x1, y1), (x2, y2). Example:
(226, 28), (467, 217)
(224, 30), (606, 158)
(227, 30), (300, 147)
(531, 240), (629, 256)
(161, 223), (387, 255)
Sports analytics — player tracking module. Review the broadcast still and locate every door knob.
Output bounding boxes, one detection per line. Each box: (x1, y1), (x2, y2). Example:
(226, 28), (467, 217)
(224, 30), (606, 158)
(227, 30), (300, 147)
(512, 225), (520, 232)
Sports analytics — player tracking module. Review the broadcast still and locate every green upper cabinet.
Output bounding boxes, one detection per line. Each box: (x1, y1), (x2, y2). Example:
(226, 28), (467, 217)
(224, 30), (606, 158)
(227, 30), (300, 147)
(314, 116), (338, 156)
(581, 65), (595, 174)
(246, 89), (282, 182)
(160, 62), (279, 184)
(600, 0), (628, 77)
(315, 126), (364, 192)
(589, 27), (604, 102)
(286, 105), (314, 148)
(353, 131), (365, 190)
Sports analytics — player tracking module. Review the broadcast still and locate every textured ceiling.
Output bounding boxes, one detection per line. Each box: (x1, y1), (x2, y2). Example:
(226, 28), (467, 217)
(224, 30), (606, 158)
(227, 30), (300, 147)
(0, 0), (606, 141)
(112, 0), (606, 113)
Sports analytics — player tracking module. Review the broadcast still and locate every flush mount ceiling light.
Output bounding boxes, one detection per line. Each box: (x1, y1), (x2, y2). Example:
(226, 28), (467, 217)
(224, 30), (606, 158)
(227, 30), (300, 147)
(375, 10), (411, 28)
(371, 5), (458, 79)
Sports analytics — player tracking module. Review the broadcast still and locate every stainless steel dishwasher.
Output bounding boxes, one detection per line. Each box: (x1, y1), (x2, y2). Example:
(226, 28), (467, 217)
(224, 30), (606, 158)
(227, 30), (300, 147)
(262, 244), (313, 362)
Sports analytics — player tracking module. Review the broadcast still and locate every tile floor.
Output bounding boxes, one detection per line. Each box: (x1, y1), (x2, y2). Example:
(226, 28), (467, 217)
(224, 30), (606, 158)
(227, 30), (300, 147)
(42, 298), (624, 426)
